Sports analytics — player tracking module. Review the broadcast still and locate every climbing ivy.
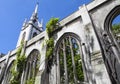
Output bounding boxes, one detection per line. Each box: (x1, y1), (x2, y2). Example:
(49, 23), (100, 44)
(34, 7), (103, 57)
(44, 17), (59, 73)
(46, 38), (54, 59)
(25, 51), (40, 84)
(59, 38), (84, 83)
(46, 17), (59, 38)
(46, 17), (59, 59)
(26, 78), (35, 84)
(10, 42), (26, 84)
(45, 17), (84, 83)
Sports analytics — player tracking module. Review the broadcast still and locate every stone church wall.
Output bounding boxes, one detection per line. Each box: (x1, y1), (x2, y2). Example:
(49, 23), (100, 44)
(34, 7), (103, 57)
(0, 0), (120, 84)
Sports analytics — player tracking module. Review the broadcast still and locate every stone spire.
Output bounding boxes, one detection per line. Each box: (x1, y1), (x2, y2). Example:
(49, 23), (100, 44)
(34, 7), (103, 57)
(34, 2), (39, 14)
(29, 2), (43, 31)
(16, 2), (43, 47)
(30, 2), (39, 21)
(22, 18), (27, 27)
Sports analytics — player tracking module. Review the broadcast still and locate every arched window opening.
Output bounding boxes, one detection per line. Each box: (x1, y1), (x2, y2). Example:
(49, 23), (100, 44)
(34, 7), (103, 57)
(112, 14), (120, 45)
(33, 32), (37, 38)
(104, 6), (120, 83)
(22, 32), (26, 42)
(3, 61), (14, 84)
(24, 50), (40, 84)
(56, 33), (84, 84)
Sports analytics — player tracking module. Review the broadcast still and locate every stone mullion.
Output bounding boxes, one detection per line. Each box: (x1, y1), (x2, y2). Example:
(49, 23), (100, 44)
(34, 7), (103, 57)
(69, 37), (77, 83)
(23, 62), (29, 84)
(57, 48), (60, 84)
(32, 61), (35, 78)
(63, 40), (68, 84)
(33, 59), (37, 78)
(28, 61), (32, 80)
(21, 69), (25, 84)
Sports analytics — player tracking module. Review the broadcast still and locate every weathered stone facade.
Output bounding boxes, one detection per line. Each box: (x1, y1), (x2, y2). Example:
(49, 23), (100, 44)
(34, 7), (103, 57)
(0, 0), (120, 84)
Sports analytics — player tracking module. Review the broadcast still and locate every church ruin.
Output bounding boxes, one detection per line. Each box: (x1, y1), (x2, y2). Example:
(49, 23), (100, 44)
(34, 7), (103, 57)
(0, 0), (120, 84)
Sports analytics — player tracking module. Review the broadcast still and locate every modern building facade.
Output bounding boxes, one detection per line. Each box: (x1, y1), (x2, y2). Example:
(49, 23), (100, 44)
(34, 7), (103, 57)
(0, 0), (120, 84)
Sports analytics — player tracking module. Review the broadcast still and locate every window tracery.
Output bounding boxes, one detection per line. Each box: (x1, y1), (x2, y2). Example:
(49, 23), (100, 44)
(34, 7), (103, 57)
(56, 33), (84, 84)
(24, 50), (40, 83)
(3, 62), (14, 84)
(103, 5), (120, 84)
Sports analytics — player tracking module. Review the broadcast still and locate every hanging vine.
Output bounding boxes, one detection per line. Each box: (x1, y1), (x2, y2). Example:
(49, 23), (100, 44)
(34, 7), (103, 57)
(45, 17), (59, 72)
(46, 17), (59, 38)
(10, 42), (26, 84)
(25, 53), (40, 84)
(46, 18), (59, 59)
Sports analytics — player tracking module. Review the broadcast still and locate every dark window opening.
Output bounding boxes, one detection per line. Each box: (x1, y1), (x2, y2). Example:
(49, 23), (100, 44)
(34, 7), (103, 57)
(33, 32), (37, 38)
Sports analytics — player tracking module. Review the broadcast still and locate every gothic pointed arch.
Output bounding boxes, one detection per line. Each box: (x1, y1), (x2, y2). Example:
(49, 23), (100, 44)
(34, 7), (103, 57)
(104, 5), (120, 49)
(103, 5), (120, 84)
(2, 60), (15, 84)
(23, 49), (40, 84)
(54, 32), (86, 84)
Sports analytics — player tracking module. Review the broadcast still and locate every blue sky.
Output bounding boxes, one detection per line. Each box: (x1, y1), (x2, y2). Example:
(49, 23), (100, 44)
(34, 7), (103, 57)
(0, 0), (92, 54)
(113, 15), (120, 24)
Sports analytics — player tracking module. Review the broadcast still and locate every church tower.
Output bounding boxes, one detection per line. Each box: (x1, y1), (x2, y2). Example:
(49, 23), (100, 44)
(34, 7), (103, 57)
(16, 3), (43, 47)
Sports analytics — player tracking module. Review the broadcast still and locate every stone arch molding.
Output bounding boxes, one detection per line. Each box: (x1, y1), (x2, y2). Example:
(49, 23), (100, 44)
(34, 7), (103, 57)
(5, 60), (15, 74)
(2, 60), (15, 84)
(104, 5), (120, 49)
(22, 49), (41, 84)
(104, 5), (120, 31)
(26, 48), (40, 58)
(51, 32), (90, 84)
(102, 5), (120, 84)
(55, 32), (82, 48)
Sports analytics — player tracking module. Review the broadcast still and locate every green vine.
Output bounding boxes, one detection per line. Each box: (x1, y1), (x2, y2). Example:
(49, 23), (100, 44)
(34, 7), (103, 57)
(46, 17), (59, 38)
(45, 17), (59, 73)
(46, 38), (54, 59)
(25, 53), (40, 84)
(46, 18), (59, 59)
(26, 78), (35, 84)
(10, 42), (26, 84)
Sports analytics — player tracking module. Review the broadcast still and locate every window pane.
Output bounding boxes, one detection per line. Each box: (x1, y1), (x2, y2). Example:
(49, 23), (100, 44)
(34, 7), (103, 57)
(72, 38), (84, 82)
(25, 50), (39, 83)
(58, 35), (84, 84)
(112, 14), (120, 44)
(66, 46), (74, 83)
(59, 49), (65, 83)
